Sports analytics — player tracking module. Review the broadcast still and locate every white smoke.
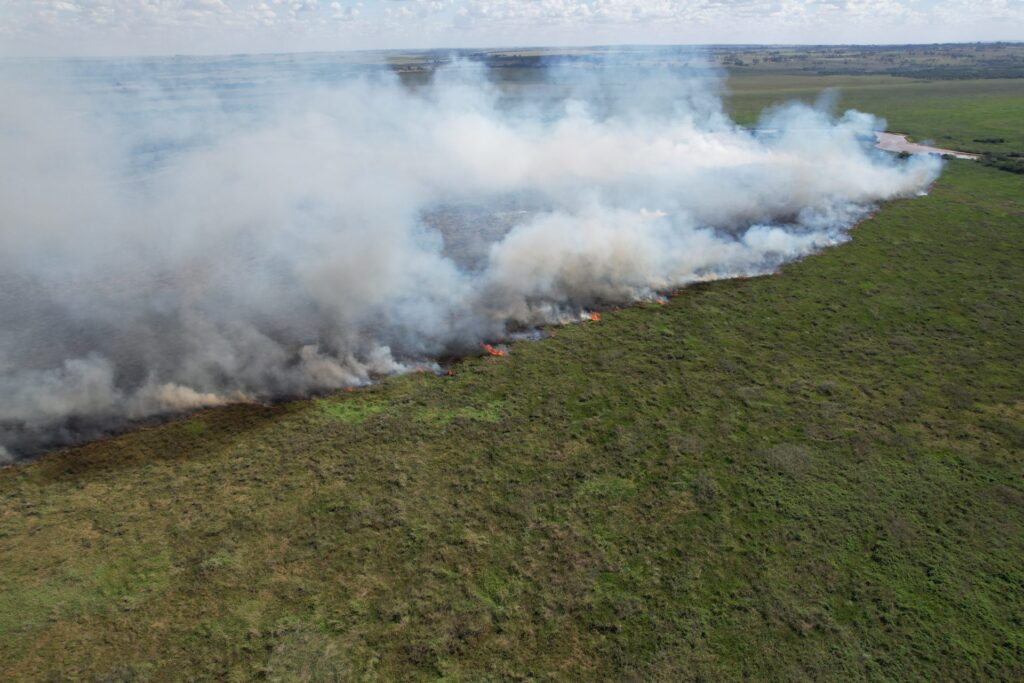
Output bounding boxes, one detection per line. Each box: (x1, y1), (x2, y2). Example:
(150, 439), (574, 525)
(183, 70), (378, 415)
(0, 55), (941, 458)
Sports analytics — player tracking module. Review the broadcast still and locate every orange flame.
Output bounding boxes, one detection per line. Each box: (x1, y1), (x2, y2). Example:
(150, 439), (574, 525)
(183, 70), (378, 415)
(481, 343), (506, 357)
(589, 312), (601, 322)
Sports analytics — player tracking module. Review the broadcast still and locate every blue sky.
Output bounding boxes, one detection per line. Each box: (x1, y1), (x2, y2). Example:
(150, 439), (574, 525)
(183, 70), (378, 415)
(2, 0), (1021, 56)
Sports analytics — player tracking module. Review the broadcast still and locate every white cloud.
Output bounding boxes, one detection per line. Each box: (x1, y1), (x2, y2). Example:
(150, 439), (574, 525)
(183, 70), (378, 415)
(0, 0), (1018, 55)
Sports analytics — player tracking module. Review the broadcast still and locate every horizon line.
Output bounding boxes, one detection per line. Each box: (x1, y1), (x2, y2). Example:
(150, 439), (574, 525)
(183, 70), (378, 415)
(3, 39), (1022, 62)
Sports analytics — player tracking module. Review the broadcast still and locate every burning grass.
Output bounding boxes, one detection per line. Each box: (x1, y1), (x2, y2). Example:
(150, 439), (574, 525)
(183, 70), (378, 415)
(1, 159), (1020, 681)
(1, 71), (1023, 680)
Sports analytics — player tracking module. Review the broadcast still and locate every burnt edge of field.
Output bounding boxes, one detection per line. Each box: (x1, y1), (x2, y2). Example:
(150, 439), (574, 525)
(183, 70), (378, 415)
(2, 202), (884, 480)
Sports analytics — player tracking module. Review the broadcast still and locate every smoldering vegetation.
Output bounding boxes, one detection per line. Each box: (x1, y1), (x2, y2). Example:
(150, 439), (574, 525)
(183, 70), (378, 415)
(0, 53), (942, 460)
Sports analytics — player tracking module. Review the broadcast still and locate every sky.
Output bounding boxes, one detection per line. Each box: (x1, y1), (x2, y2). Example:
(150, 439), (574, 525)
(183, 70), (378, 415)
(0, 0), (1022, 57)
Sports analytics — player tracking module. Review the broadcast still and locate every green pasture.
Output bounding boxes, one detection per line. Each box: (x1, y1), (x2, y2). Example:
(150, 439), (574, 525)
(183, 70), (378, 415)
(1, 63), (1022, 681)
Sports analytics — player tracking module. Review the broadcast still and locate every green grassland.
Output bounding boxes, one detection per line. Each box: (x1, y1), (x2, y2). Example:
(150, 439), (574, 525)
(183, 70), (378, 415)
(712, 43), (1024, 79)
(402, 43), (1024, 80)
(725, 73), (1024, 171)
(1, 65), (1023, 680)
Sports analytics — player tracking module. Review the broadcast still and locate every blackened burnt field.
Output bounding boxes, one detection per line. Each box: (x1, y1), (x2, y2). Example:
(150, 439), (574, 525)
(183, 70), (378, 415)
(1, 60), (1023, 679)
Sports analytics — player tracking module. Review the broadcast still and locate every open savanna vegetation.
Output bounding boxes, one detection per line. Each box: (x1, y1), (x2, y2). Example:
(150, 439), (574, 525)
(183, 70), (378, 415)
(724, 73), (1024, 174)
(410, 43), (1024, 80)
(1, 59), (1023, 681)
(713, 43), (1024, 79)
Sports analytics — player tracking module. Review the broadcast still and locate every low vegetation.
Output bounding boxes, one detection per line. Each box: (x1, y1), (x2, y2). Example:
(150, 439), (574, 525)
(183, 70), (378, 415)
(1, 57), (1022, 681)
(713, 43), (1024, 80)
(389, 43), (1024, 80)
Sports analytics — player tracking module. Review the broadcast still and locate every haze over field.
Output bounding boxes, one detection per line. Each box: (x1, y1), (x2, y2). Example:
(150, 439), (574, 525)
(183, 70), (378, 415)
(0, 55), (945, 459)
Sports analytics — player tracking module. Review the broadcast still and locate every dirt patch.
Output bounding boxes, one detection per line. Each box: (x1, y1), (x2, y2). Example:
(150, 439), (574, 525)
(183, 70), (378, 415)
(875, 132), (980, 160)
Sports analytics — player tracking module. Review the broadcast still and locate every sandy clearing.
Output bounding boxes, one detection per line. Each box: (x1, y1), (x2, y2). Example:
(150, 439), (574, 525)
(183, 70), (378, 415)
(875, 132), (980, 160)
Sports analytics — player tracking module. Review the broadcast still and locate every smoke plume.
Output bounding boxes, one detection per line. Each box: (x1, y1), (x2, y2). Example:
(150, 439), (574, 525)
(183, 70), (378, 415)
(0, 54), (941, 459)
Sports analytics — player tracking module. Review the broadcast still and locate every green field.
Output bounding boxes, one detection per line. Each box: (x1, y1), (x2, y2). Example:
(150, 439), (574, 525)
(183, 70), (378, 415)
(1, 64), (1023, 680)
(711, 43), (1024, 79)
(725, 73), (1024, 171)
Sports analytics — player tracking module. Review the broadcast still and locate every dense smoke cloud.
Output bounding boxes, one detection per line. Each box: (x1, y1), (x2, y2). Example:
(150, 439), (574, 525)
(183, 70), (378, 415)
(0, 55), (941, 460)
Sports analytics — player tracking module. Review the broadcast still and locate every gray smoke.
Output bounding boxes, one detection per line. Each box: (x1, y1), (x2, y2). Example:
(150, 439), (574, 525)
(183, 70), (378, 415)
(0, 55), (941, 460)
